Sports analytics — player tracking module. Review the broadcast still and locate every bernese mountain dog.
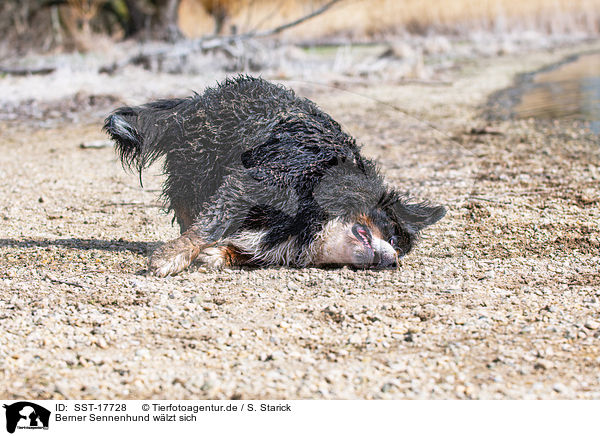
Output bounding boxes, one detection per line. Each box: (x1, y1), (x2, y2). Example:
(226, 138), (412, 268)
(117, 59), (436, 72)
(104, 76), (445, 276)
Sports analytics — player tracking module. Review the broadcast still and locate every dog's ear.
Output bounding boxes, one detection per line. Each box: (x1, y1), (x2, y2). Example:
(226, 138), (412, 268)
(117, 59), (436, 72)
(393, 202), (446, 233)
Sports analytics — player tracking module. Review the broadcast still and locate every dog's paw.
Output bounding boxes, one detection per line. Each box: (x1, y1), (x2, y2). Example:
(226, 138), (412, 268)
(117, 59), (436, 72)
(198, 246), (226, 269)
(149, 252), (190, 277)
(149, 233), (203, 277)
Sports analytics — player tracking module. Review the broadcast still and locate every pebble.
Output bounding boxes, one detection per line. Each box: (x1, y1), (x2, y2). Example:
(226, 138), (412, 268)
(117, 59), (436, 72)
(552, 383), (567, 393)
(348, 334), (362, 344)
(381, 382), (395, 393)
(96, 337), (108, 349)
(135, 349), (150, 359)
(534, 359), (552, 370)
(287, 281), (300, 291)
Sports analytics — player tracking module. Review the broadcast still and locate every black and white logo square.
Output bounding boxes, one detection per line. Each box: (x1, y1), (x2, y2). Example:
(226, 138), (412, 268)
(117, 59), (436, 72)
(3, 402), (50, 434)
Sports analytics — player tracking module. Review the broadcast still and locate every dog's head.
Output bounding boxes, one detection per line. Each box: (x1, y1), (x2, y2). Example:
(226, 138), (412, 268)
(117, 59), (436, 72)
(313, 162), (446, 269)
(315, 195), (445, 269)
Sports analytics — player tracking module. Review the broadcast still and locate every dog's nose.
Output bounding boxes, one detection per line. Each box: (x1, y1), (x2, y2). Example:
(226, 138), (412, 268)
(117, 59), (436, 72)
(379, 258), (398, 269)
(374, 252), (398, 269)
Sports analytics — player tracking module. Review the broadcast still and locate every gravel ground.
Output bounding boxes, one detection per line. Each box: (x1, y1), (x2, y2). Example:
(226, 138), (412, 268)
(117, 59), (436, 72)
(1, 43), (599, 399)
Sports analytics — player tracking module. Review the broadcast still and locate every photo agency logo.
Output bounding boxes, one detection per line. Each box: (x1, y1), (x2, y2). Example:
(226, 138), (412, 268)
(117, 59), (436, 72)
(2, 402), (50, 434)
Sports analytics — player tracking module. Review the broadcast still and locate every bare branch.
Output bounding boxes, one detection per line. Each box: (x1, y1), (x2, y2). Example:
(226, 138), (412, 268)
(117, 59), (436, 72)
(248, 0), (344, 38)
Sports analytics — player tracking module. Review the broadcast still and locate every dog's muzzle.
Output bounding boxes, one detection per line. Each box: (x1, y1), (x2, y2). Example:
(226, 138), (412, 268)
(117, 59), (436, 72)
(352, 224), (398, 270)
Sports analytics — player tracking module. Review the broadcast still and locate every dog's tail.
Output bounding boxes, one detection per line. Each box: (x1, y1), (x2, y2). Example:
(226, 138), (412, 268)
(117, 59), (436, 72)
(103, 98), (192, 181)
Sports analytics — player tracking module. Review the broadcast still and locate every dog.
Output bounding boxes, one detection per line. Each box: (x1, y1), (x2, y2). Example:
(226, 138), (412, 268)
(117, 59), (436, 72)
(104, 76), (445, 276)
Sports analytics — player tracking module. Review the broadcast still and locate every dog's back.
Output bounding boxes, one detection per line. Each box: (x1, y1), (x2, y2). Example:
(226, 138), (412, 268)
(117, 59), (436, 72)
(104, 76), (356, 232)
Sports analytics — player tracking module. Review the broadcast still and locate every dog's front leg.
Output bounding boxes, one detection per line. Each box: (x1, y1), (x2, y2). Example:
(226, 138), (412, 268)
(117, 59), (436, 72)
(149, 228), (211, 277)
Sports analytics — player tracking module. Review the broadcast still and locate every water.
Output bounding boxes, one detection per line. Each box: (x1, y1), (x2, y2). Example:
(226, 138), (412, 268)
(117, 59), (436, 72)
(513, 52), (600, 133)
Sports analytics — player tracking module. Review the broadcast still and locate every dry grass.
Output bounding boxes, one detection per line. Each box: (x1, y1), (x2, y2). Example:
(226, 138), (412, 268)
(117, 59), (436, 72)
(178, 0), (600, 39)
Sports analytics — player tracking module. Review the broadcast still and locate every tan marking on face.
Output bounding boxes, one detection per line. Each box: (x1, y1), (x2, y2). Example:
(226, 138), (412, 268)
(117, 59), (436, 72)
(355, 213), (383, 239)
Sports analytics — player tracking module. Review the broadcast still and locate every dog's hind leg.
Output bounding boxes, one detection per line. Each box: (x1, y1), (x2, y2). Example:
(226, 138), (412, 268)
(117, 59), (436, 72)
(149, 228), (212, 277)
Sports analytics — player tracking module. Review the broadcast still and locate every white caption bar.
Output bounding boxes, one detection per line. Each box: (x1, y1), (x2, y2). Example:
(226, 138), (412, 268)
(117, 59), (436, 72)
(0, 400), (597, 436)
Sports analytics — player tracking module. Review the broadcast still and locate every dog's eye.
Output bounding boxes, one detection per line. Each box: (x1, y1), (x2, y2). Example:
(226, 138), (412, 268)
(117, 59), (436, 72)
(389, 236), (398, 247)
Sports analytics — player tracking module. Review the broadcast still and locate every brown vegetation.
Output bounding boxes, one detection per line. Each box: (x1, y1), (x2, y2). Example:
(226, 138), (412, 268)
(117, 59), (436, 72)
(1, 0), (600, 55)
(177, 0), (600, 39)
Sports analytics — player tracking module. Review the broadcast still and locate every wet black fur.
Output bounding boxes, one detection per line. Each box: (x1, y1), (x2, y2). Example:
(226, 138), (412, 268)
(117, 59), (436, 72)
(104, 76), (445, 266)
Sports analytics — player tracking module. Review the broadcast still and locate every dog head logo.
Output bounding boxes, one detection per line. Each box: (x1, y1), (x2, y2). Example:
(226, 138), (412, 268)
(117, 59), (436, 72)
(2, 402), (50, 433)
